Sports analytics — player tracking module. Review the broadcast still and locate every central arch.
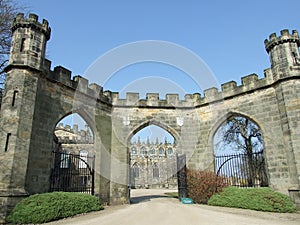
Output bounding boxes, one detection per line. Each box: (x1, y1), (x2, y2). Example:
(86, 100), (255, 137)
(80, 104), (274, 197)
(127, 120), (180, 201)
(127, 119), (181, 144)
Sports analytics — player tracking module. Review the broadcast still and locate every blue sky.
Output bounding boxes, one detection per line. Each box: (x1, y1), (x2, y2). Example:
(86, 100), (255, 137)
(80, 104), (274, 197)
(23, 0), (300, 141)
(23, 0), (300, 94)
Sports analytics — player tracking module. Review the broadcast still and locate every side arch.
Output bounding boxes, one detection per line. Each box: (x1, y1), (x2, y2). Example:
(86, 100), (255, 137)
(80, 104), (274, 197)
(208, 110), (269, 187)
(208, 111), (266, 155)
(52, 108), (97, 138)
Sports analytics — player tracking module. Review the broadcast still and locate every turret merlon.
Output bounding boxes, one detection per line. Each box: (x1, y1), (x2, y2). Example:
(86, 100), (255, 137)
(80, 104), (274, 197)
(264, 29), (300, 53)
(12, 13), (51, 41)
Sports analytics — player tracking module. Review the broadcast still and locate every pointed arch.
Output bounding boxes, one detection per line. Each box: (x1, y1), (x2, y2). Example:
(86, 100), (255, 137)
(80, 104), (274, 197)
(209, 111), (268, 187)
(53, 111), (95, 153)
(53, 108), (96, 139)
(127, 119), (180, 145)
(208, 111), (265, 154)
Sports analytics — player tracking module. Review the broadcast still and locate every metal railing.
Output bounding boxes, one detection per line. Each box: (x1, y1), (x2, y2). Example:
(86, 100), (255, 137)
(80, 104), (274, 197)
(215, 151), (268, 187)
(49, 151), (95, 195)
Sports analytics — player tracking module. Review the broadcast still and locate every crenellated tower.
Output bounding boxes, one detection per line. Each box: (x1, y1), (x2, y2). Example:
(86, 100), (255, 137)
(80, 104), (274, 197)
(265, 29), (300, 193)
(7, 13), (50, 71)
(264, 29), (300, 80)
(0, 14), (51, 221)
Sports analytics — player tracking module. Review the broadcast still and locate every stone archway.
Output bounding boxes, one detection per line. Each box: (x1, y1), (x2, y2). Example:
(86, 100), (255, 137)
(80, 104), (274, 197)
(128, 123), (178, 191)
(212, 112), (268, 187)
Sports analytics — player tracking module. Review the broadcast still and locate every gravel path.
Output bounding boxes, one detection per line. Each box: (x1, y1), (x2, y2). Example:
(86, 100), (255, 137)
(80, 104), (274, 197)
(46, 189), (300, 225)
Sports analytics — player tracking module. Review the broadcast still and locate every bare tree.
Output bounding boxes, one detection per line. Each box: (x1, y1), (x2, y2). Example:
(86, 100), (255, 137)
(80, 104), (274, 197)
(0, 0), (26, 89)
(215, 116), (267, 187)
(221, 116), (263, 155)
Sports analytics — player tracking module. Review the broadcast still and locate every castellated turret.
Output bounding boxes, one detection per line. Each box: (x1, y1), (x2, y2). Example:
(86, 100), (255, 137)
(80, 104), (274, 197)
(264, 29), (300, 80)
(7, 13), (51, 71)
(0, 14), (51, 210)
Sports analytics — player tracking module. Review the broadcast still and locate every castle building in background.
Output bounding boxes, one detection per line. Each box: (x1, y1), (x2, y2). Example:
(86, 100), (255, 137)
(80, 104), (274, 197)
(129, 137), (177, 189)
(53, 122), (94, 160)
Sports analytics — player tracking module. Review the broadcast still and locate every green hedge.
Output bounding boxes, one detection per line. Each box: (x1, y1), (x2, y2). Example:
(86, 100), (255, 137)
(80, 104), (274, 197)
(208, 186), (296, 213)
(6, 192), (104, 224)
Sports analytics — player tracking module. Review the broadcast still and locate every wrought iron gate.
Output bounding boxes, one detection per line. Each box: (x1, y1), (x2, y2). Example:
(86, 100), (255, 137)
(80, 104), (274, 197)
(177, 153), (188, 201)
(50, 151), (95, 195)
(215, 151), (268, 187)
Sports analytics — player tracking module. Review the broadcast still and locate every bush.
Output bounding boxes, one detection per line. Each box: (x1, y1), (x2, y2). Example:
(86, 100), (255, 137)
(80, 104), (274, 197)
(187, 170), (229, 204)
(208, 186), (296, 213)
(6, 192), (104, 224)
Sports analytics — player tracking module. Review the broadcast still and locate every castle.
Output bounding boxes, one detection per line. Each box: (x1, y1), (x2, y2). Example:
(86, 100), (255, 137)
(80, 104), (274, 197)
(129, 137), (178, 189)
(0, 13), (300, 221)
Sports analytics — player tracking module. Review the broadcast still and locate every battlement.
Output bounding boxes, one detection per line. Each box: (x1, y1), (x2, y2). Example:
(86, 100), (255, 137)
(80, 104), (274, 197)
(44, 63), (111, 103)
(110, 72), (274, 107)
(264, 29), (300, 53)
(56, 123), (90, 134)
(39, 27), (299, 108)
(44, 60), (278, 108)
(55, 123), (93, 144)
(12, 13), (51, 40)
(110, 92), (201, 107)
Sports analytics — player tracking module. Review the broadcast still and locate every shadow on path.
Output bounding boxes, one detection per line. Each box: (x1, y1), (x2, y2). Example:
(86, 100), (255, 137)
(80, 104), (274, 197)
(130, 194), (173, 204)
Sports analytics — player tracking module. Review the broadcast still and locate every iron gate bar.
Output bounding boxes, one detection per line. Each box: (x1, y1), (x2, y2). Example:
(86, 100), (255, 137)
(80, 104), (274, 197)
(50, 151), (95, 195)
(177, 153), (188, 201)
(214, 151), (268, 187)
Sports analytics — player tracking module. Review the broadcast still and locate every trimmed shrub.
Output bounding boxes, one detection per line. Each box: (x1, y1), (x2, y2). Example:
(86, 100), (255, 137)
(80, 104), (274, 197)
(208, 186), (296, 213)
(6, 192), (104, 224)
(187, 169), (229, 204)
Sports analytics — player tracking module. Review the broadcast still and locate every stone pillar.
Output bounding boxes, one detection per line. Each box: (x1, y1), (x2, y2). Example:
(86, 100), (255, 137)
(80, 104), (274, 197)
(109, 130), (130, 205)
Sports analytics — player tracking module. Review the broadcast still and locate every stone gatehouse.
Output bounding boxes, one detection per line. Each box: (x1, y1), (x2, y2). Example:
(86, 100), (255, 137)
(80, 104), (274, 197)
(0, 13), (300, 221)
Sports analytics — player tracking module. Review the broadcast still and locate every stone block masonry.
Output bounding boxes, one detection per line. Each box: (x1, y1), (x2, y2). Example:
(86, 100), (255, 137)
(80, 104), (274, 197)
(0, 13), (300, 221)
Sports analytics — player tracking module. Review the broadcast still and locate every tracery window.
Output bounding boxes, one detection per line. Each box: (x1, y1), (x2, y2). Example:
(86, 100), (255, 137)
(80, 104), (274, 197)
(159, 147), (165, 155)
(168, 147), (173, 155)
(132, 163), (139, 178)
(149, 148), (155, 155)
(79, 150), (88, 168)
(140, 147), (147, 155)
(131, 147), (137, 155)
(153, 164), (159, 178)
(60, 150), (70, 168)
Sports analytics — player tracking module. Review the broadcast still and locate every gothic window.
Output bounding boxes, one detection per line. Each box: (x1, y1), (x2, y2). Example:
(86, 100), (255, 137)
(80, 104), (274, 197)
(149, 148), (155, 155)
(131, 147), (137, 155)
(153, 164), (159, 178)
(132, 163), (139, 178)
(79, 150), (88, 168)
(20, 38), (26, 52)
(159, 147), (165, 155)
(60, 150), (70, 168)
(168, 147), (173, 155)
(140, 147), (147, 156)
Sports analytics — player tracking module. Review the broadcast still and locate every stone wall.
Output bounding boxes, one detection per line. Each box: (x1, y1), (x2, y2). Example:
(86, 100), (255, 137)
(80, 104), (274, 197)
(0, 14), (300, 221)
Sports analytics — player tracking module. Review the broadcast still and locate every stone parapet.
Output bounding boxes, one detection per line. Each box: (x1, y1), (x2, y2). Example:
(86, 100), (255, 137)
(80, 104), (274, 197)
(111, 72), (276, 107)
(44, 61), (282, 108)
(264, 29), (300, 53)
(44, 64), (110, 103)
(12, 13), (51, 41)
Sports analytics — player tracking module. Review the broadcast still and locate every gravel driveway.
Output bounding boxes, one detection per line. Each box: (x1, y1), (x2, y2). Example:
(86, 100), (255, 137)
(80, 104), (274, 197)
(46, 189), (300, 225)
